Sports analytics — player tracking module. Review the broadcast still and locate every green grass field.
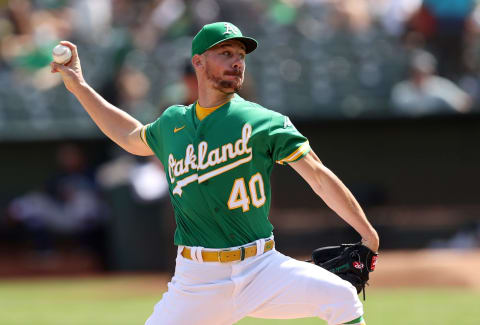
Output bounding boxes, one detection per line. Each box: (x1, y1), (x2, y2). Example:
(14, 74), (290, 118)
(0, 276), (479, 325)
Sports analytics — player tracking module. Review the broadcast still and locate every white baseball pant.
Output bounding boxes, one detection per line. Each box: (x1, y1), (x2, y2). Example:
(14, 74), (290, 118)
(145, 238), (363, 325)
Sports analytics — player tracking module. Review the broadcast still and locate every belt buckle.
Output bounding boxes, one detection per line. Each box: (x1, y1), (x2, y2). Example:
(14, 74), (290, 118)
(218, 246), (245, 263)
(218, 248), (232, 263)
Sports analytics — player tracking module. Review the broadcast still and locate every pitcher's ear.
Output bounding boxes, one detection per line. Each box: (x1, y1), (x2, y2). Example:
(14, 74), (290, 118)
(192, 55), (203, 69)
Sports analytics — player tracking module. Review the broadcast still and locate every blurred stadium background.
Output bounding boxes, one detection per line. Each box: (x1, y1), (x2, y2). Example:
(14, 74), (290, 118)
(1, 0), (480, 324)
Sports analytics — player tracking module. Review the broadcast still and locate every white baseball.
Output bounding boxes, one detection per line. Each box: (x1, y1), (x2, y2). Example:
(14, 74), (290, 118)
(52, 44), (72, 65)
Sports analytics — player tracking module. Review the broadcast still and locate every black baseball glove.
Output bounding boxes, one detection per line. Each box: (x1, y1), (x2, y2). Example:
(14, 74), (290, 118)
(309, 243), (378, 299)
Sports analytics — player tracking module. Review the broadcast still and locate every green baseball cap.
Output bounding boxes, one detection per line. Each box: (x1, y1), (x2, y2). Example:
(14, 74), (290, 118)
(191, 22), (258, 57)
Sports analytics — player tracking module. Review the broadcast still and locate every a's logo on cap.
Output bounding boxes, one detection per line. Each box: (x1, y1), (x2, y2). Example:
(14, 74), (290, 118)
(224, 23), (240, 35)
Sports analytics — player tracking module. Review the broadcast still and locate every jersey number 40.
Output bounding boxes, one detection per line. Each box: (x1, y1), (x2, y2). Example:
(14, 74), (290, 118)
(228, 172), (266, 212)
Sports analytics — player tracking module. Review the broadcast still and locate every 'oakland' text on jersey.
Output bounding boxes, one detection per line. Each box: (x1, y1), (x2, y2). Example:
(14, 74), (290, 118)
(143, 95), (310, 248)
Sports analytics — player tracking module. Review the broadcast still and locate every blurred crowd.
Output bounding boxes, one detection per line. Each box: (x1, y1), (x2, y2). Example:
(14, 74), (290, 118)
(0, 0), (480, 140)
(3, 141), (169, 270)
(2, 0), (480, 270)
(6, 143), (108, 257)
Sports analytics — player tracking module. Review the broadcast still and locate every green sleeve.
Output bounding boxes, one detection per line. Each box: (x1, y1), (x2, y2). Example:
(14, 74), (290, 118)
(145, 116), (164, 161)
(268, 113), (310, 165)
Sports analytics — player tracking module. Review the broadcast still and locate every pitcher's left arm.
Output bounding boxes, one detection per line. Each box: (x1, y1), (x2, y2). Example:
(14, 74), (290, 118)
(290, 151), (379, 252)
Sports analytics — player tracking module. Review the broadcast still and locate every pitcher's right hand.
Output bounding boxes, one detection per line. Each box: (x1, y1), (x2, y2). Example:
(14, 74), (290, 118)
(51, 41), (86, 93)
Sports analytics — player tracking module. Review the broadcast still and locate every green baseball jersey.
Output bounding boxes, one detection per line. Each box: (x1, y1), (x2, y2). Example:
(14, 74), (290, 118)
(143, 94), (310, 248)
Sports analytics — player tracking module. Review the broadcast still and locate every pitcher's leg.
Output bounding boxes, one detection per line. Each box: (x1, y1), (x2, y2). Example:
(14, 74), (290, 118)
(146, 254), (236, 325)
(145, 282), (232, 325)
(240, 251), (363, 325)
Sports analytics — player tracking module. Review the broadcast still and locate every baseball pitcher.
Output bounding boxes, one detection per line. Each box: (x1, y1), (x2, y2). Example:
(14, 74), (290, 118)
(52, 22), (379, 325)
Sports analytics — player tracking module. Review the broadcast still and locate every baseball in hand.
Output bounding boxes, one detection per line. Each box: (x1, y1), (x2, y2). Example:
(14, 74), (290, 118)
(52, 44), (72, 65)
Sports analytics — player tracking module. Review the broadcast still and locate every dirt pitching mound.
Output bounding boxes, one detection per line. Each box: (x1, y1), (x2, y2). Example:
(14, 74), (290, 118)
(372, 249), (480, 289)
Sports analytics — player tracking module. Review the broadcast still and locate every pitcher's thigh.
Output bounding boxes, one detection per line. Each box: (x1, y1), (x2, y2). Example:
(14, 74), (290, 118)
(145, 283), (234, 325)
(247, 256), (363, 324)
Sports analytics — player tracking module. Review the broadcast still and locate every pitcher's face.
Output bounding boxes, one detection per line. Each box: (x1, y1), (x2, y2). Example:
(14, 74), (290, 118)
(203, 40), (246, 94)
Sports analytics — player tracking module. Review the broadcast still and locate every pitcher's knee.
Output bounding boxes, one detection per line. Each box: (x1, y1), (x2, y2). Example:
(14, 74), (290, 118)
(336, 279), (359, 302)
(312, 273), (359, 303)
(315, 278), (363, 325)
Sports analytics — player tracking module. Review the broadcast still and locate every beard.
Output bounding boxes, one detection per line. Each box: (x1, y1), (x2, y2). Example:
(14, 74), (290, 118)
(205, 62), (243, 94)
